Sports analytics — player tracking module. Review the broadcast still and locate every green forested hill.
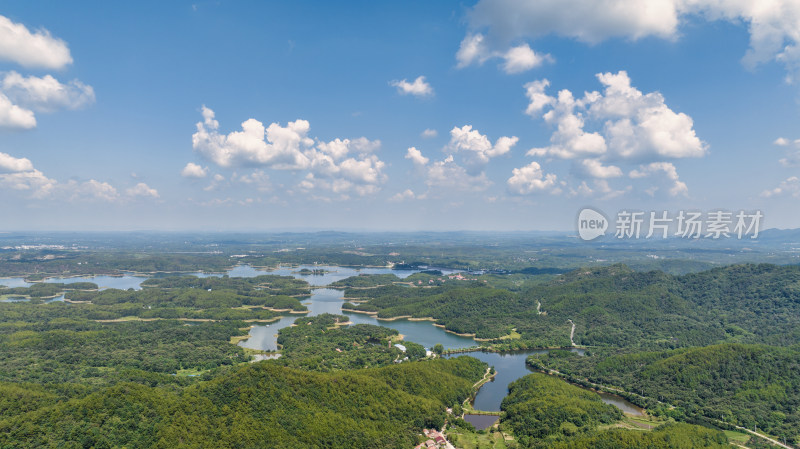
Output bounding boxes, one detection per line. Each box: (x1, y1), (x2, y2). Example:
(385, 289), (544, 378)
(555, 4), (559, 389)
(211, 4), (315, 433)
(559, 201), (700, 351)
(530, 343), (800, 445)
(342, 263), (800, 349)
(0, 315), (249, 384)
(0, 357), (486, 449)
(545, 423), (732, 449)
(498, 373), (730, 449)
(501, 373), (622, 445)
(3, 262), (800, 448)
(275, 313), (408, 371)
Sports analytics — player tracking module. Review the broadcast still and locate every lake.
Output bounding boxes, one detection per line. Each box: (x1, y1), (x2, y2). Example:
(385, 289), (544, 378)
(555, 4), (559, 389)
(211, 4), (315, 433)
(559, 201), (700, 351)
(0, 274), (149, 291)
(447, 349), (645, 419)
(447, 350), (582, 412)
(233, 265), (477, 351)
(463, 414), (499, 430)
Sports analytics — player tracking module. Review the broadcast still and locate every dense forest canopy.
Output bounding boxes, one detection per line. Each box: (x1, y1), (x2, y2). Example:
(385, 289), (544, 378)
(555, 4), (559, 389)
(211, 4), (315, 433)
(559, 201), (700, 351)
(497, 373), (730, 449)
(529, 343), (800, 445)
(342, 263), (800, 350)
(0, 358), (487, 449)
(2, 236), (799, 448)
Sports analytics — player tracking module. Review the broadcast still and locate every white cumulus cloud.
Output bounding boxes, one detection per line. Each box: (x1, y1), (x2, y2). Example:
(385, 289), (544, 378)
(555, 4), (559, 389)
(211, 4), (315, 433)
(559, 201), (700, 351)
(405, 147), (430, 166)
(0, 151), (34, 173)
(457, 33), (552, 73)
(507, 161), (558, 194)
(501, 44), (551, 74)
(390, 76), (433, 97)
(0, 15), (72, 69)
(1, 71), (95, 112)
(67, 179), (119, 202)
(193, 106), (387, 199)
(405, 127), (515, 195)
(580, 158), (623, 178)
(762, 176), (800, 198)
(629, 161), (688, 196)
(462, 0), (800, 82)
(192, 106), (313, 169)
(126, 182), (159, 199)
(181, 162), (208, 178)
(527, 71), (705, 161)
(456, 33), (490, 68)
(425, 155), (492, 191)
(0, 92), (35, 129)
(0, 151), (157, 202)
(0, 17), (93, 131)
(773, 136), (800, 166)
(524, 79), (554, 115)
(421, 128), (438, 138)
(518, 71), (703, 197)
(389, 189), (417, 202)
(448, 125), (518, 172)
(0, 151), (55, 197)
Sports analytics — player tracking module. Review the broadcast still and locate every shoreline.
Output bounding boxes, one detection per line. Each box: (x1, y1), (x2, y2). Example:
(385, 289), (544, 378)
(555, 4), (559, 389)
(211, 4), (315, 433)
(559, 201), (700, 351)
(343, 311), (497, 341)
(342, 308), (378, 315)
(95, 315), (284, 324)
(263, 307), (309, 314)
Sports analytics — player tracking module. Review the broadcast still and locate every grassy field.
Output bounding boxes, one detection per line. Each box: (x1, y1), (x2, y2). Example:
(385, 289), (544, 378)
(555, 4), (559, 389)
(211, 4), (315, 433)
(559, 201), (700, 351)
(723, 430), (751, 446)
(446, 429), (513, 449)
(497, 329), (522, 340)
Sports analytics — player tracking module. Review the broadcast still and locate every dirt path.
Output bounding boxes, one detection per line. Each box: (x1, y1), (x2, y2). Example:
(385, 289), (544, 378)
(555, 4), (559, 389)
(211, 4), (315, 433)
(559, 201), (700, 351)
(726, 424), (794, 449)
(567, 319), (576, 347)
(539, 365), (795, 449)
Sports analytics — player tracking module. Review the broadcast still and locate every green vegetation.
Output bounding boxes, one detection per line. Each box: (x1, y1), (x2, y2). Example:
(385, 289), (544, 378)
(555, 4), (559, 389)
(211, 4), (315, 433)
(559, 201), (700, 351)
(0, 357), (487, 449)
(1, 281), (97, 300)
(0, 274), (311, 322)
(329, 273), (401, 288)
(544, 423), (731, 449)
(343, 283), (564, 342)
(500, 373), (622, 446)
(340, 263), (800, 350)
(530, 343), (800, 445)
(141, 274), (311, 298)
(276, 313), (404, 370)
(335, 263), (800, 446)
(494, 373), (731, 449)
(0, 274), (317, 386)
(3, 231), (800, 448)
(0, 310), (250, 385)
(446, 425), (512, 449)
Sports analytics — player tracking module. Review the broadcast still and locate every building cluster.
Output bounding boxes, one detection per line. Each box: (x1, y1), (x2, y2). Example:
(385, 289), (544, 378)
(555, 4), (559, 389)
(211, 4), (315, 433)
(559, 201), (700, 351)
(414, 428), (452, 449)
(415, 274), (485, 286)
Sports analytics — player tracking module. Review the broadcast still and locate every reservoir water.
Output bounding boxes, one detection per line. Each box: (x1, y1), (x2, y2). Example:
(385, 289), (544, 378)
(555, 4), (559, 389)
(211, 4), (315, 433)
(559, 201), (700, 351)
(229, 265), (476, 352)
(446, 350), (584, 412)
(2, 263), (644, 418)
(232, 265), (645, 419)
(446, 349), (645, 421)
(463, 414), (499, 430)
(0, 274), (148, 291)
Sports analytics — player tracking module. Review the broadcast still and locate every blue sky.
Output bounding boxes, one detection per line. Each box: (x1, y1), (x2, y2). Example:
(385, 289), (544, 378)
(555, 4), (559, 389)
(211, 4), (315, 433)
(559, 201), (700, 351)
(1, 0), (799, 231)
